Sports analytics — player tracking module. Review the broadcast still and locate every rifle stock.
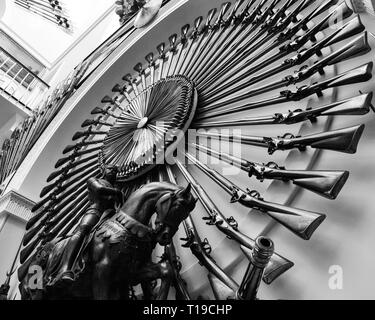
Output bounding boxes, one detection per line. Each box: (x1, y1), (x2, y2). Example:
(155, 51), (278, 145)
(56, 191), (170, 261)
(325, 15), (365, 46)
(234, 190), (326, 240)
(285, 124), (365, 154)
(176, 159), (293, 283)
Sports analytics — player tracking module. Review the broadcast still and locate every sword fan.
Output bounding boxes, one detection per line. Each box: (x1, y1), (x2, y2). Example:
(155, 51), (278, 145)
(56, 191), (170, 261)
(20, 0), (374, 299)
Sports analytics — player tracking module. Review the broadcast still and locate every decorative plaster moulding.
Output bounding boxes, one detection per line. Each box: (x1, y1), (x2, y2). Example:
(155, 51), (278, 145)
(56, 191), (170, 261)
(0, 190), (36, 222)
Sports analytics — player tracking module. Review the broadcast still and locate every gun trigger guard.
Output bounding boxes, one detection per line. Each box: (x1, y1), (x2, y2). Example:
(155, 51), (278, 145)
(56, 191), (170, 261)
(263, 137), (278, 155)
(203, 216), (216, 226)
(230, 188), (241, 203)
(226, 216), (238, 229)
(202, 238), (212, 255)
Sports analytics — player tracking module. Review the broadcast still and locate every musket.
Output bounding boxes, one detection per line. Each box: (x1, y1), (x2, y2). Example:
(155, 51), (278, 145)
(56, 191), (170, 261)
(196, 123), (365, 155)
(203, 12), (363, 102)
(193, 92), (373, 128)
(54, 146), (102, 168)
(186, 153), (325, 240)
(18, 0), (63, 13)
(23, 192), (88, 246)
(200, 0), (338, 90)
(197, 62), (373, 120)
(193, 0), (282, 84)
(30, 166), (99, 214)
(163, 241), (192, 300)
(63, 139), (104, 154)
(186, 2), (239, 79)
(15, 0), (70, 28)
(47, 153), (98, 182)
(192, 143), (349, 200)
(30, 180), (89, 229)
(174, 160), (293, 284)
(200, 32), (370, 112)
(39, 160), (98, 197)
(165, 165), (239, 292)
(21, 200), (90, 264)
(177, 0), (262, 76)
(72, 129), (108, 141)
(195, 0), (304, 85)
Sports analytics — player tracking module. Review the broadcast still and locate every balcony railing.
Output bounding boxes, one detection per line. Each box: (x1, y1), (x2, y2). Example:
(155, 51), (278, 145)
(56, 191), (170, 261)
(0, 47), (50, 111)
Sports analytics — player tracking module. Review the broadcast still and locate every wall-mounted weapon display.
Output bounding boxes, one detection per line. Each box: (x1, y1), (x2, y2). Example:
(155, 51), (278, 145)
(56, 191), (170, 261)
(14, 0), (375, 300)
(14, 0), (72, 32)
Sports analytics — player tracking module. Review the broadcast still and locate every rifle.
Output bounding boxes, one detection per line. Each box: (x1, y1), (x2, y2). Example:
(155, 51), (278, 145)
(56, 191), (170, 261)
(174, 160), (293, 284)
(197, 62), (373, 120)
(193, 93), (373, 128)
(192, 143), (349, 200)
(200, 33), (371, 112)
(163, 241), (192, 300)
(186, 153), (325, 240)
(165, 165), (240, 292)
(203, 13), (364, 103)
(195, 124), (365, 155)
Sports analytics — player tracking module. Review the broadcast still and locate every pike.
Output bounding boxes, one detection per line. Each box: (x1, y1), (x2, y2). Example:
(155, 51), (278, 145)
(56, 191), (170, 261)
(186, 153), (326, 240)
(203, 12), (363, 102)
(193, 93), (373, 128)
(165, 165), (239, 292)
(197, 62), (373, 120)
(192, 143), (349, 200)
(200, 33), (370, 112)
(175, 160), (293, 284)
(196, 124), (365, 155)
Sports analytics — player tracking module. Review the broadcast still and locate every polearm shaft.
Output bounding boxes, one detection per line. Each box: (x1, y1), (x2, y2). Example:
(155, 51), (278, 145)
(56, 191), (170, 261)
(185, 153), (325, 240)
(193, 93), (373, 128)
(192, 143), (349, 200)
(174, 160), (293, 284)
(200, 32), (370, 113)
(203, 11), (362, 103)
(165, 165), (239, 292)
(197, 62), (373, 120)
